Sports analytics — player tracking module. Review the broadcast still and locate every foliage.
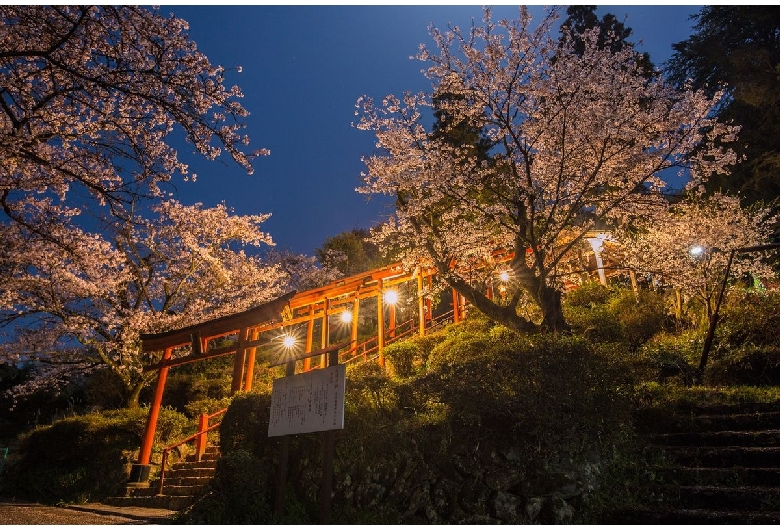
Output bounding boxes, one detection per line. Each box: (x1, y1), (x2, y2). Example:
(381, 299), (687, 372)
(356, 6), (736, 332)
(1, 406), (189, 503)
(1, 200), (289, 408)
(183, 449), (279, 524)
(0, 6), (318, 408)
(564, 286), (669, 351)
(265, 249), (342, 291)
(609, 289), (669, 352)
(218, 392), (273, 457)
(665, 6), (780, 205)
(715, 288), (780, 350)
(617, 193), (776, 325)
(635, 382), (780, 411)
(708, 344), (780, 387)
(633, 330), (703, 386)
(703, 288), (780, 386)
(315, 228), (385, 276)
(382, 333), (445, 378)
(564, 281), (612, 308)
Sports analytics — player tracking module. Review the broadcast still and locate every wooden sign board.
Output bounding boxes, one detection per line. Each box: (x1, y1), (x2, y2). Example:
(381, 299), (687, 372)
(268, 365), (346, 437)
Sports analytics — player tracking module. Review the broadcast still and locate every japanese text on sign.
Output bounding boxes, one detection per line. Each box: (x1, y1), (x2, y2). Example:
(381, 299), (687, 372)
(268, 364), (346, 437)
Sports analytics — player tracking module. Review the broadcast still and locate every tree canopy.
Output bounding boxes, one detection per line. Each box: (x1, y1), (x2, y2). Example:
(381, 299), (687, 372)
(0, 6), (282, 407)
(315, 228), (384, 276)
(356, 6), (737, 332)
(665, 6), (780, 205)
(0, 5), (268, 266)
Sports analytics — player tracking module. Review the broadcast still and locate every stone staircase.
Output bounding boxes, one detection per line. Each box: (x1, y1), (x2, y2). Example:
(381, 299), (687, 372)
(607, 401), (780, 523)
(106, 445), (220, 511)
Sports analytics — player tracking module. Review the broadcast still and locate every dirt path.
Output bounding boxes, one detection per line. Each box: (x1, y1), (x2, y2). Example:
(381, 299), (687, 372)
(0, 498), (177, 525)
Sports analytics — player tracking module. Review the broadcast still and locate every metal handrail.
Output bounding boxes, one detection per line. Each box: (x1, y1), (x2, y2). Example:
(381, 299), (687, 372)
(339, 309), (458, 365)
(157, 407), (227, 495)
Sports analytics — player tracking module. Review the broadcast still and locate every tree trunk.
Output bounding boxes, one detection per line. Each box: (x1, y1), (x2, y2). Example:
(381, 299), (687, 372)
(126, 381), (144, 409)
(445, 276), (536, 332)
(536, 284), (570, 333)
(125, 372), (156, 409)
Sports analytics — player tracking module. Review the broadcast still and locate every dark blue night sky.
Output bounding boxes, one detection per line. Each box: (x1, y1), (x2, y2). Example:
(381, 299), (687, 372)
(162, 4), (702, 256)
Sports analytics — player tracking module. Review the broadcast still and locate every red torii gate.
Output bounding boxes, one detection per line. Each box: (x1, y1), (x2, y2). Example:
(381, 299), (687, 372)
(128, 242), (611, 483)
(128, 261), (442, 483)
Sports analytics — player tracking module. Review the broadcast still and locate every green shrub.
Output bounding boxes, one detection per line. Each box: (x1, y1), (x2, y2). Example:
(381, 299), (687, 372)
(345, 361), (398, 416)
(708, 345), (780, 386)
(183, 449), (273, 523)
(383, 333), (446, 378)
(218, 392), (273, 456)
(184, 396), (233, 419)
(1, 406), (189, 503)
(716, 288), (780, 349)
(565, 287), (669, 350)
(382, 340), (420, 378)
(565, 281), (612, 307)
(635, 330), (702, 385)
(566, 304), (624, 342)
(608, 289), (668, 351)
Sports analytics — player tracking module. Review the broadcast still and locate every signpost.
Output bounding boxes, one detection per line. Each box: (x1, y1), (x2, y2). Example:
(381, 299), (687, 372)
(268, 341), (348, 524)
(268, 364), (346, 437)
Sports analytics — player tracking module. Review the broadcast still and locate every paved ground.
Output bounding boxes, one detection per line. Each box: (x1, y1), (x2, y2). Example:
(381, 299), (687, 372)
(0, 498), (178, 525)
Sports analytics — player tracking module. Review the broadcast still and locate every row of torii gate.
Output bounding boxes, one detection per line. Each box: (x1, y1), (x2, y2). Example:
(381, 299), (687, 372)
(129, 237), (616, 483)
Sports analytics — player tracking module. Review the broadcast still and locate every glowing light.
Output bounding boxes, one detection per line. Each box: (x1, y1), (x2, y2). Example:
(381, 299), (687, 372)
(282, 335), (296, 349)
(689, 245), (705, 257)
(340, 310), (353, 323)
(499, 271), (510, 283)
(384, 289), (398, 305)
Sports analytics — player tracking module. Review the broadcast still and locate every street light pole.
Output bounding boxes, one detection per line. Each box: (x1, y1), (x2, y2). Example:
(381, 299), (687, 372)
(698, 242), (780, 380)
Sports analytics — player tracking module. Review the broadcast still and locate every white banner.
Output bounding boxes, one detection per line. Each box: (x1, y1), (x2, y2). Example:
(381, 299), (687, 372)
(268, 364), (346, 437)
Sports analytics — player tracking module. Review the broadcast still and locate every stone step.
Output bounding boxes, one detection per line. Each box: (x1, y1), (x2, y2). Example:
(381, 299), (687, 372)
(641, 410), (780, 434)
(605, 507), (780, 524)
(155, 475), (213, 487)
(651, 429), (780, 447)
(671, 485), (780, 512)
(185, 449), (220, 461)
(124, 483), (211, 498)
(107, 446), (221, 513)
(105, 494), (197, 511)
(165, 465), (218, 478)
(686, 402), (780, 416)
(653, 466), (780, 487)
(647, 445), (780, 468)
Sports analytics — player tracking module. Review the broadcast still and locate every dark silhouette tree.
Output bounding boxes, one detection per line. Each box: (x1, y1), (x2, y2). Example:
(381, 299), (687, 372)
(560, 5), (655, 77)
(665, 6), (780, 206)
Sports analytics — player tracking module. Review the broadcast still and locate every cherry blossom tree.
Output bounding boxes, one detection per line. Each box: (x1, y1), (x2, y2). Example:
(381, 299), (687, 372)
(356, 7), (738, 332)
(0, 200), (293, 408)
(0, 6), (273, 406)
(0, 5), (266, 254)
(266, 249), (342, 292)
(617, 192), (776, 327)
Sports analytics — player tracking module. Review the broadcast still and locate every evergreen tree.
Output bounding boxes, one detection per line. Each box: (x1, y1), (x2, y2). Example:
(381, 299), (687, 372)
(665, 6), (780, 206)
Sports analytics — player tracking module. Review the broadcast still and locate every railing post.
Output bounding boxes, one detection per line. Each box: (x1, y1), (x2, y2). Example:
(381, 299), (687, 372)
(377, 279), (385, 368)
(389, 301), (396, 339)
(452, 288), (460, 323)
(195, 412), (208, 462)
(320, 298), (330, 368)
(320, 343), (340, 524)
(243, 329), (259, 392)
(418, 273), (426, 337)
(274, 360), (296, 518)
(157, 449), (169, 495)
